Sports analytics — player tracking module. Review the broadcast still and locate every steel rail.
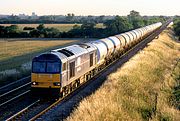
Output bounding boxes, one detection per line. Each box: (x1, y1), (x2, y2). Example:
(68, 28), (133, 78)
(0, 76), (30, 90)
(6, 99), (40, 121)
(0, 82), (31, 98)
(0, 90), (30, 107)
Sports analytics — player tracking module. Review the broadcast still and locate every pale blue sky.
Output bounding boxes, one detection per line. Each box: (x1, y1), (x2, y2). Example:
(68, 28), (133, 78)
(0, 0), (179, 16)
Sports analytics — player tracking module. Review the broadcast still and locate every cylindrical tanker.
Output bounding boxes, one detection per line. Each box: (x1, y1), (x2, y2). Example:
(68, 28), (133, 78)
(117, 33), (131, 46)
(125, 32), (134, 43)
(108, 36), (121, 53)
(90, 41), (107, 64)
(115, 34), (126, 47)
(98, 38), (115, 56)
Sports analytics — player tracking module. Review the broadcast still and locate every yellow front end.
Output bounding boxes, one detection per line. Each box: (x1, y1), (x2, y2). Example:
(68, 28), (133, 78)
(31, 73), (61, 88)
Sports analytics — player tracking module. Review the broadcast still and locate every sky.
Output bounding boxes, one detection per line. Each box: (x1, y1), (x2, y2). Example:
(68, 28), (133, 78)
(0, 0), (179, 16)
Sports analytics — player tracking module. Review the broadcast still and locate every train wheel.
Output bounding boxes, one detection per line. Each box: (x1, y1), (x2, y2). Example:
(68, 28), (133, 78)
(60, 91), (64, 98)
(70, 86), (73, 92)
(73, 82), (77, 89)
(85, 75), (88, 81)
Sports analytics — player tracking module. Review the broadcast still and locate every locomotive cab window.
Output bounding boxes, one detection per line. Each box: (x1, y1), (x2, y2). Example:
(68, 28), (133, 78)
(90, 53), (93, 67)
(32, 62), (46, 73)
(62, 62), (67, 71)
(47, 62), (60, 73)
(70, 61), (75, 78)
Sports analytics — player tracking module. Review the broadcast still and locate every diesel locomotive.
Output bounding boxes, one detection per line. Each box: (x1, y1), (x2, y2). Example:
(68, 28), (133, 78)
(31, 22), (162, 98)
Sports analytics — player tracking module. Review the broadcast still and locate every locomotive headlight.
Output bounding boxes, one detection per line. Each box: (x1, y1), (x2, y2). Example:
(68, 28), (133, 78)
(53, 82), (61, 86)
(32, 82), (38, 85)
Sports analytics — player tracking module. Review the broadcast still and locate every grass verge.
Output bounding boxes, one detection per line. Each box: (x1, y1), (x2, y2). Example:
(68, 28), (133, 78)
(66, 28), (180, 121)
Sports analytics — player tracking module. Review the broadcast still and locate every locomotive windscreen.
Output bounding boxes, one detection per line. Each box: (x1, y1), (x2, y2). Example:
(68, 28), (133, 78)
(32, 62), (46, 73)
(32, 61), (60, 73)
(32, 53), (61, 73)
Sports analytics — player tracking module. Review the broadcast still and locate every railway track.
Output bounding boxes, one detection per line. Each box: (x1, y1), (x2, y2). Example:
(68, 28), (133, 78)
(0, 76), (30, 95)
(2, 21), (171, 121)
(0, 77), (33, 120)
(5, 99), (56, 121)
(5, 100), (40, 121)
(0, 82), (31, 107)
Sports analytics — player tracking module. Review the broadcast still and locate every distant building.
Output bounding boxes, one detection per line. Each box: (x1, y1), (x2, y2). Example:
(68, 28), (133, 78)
(0, 14), (9, 18)
(18, 13), (29, 19)
(32, 12), (36, 16)
(31, 12), (38, 19)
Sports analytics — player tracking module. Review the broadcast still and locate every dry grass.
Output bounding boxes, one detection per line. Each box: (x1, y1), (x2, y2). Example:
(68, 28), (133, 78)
(95, 23), (105, 28)
(66, 28), (180, 121)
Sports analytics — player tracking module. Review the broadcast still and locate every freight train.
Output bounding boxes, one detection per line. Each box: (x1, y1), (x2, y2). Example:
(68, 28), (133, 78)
(31, 22), (162, 98)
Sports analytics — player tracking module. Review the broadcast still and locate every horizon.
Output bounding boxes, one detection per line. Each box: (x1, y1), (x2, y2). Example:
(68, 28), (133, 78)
(0, 13), (175, 17)
(0, 0), (179, 16)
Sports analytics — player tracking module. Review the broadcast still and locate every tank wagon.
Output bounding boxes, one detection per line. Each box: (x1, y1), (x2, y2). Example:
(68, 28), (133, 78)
(31, 22), (162, 98)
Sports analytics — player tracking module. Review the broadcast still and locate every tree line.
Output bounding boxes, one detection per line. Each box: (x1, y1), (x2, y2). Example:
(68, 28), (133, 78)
(173, 16), (180, 40)
(0, 13), (111, 24)
(0, 10), (168, 38)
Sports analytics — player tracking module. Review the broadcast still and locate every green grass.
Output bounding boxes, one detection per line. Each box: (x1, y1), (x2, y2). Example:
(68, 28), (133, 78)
(170, 60), (180, 110)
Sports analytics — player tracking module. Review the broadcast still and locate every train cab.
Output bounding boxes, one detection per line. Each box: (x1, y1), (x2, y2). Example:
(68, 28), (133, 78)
(31, 44), (97, 98)
(31, 52), (65, 97)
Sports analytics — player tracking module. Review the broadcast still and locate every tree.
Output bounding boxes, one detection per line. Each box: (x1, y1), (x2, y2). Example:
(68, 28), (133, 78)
(0, 26), (6, 37)
(173, 19), (180, 37)
(4, 25), (21, 37)
(6, 25), (19, 33)
(129, 10), (140, 17)
(45, 27), (60, 38)
(128, 10), (144, 29)
(29, 29), (41, 37)
(81, 22), (95, 30)
(68, 27), (82, 38)
(37, 24), (45, 31)
(98, 15), (105, 23)
(36, 24), (47, 37)
(80, 22), (96, 37)
(104, 16), (133, 36)
(66, 13), (75, 22)
(23, 27), (35, 30)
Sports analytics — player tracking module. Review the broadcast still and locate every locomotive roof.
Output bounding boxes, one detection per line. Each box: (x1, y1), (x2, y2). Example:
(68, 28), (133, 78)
(33, 52), (68, 63)
(52, 44), (88, 59)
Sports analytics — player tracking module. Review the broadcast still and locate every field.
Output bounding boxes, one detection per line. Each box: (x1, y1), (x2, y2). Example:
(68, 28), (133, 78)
(0, 39), (78, 62)
(0, 23), (104, 32)
(66, 28), (180, 121)
(0, 38), (92, 84)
